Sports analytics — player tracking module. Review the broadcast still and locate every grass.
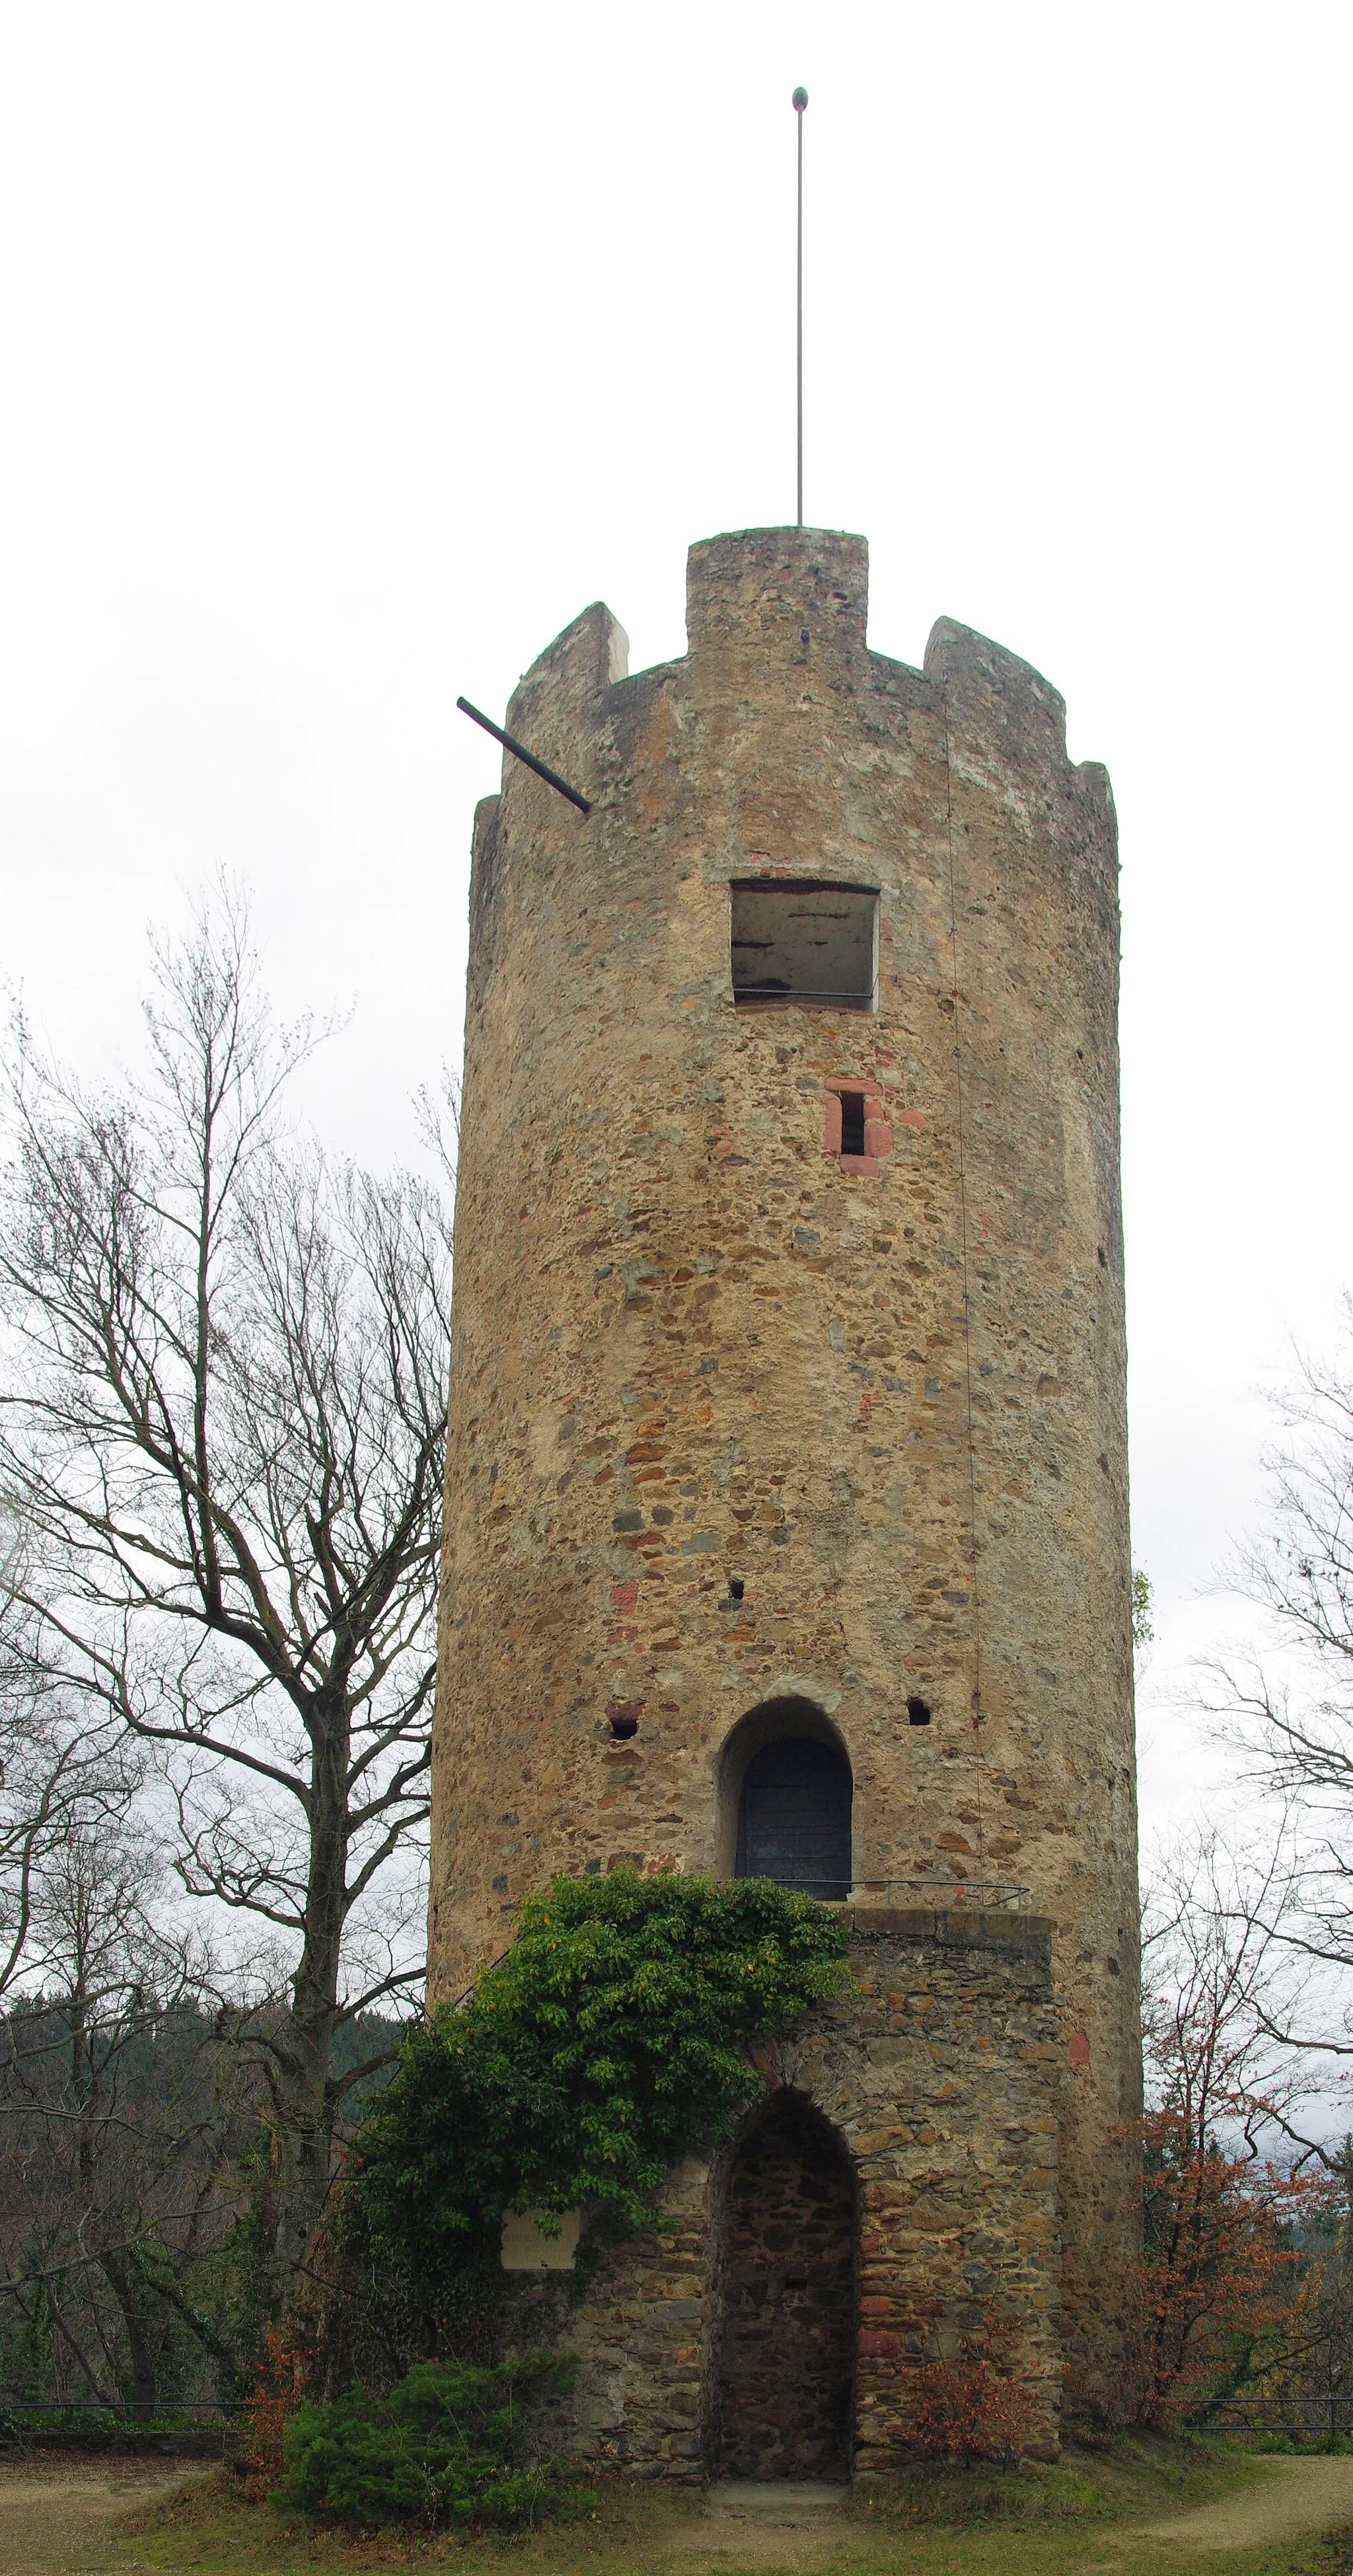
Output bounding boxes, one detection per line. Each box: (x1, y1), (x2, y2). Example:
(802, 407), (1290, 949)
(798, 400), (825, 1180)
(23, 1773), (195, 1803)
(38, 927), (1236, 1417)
(111, 2431), (1353, 2576)
(847, 2429), (1236, 2528)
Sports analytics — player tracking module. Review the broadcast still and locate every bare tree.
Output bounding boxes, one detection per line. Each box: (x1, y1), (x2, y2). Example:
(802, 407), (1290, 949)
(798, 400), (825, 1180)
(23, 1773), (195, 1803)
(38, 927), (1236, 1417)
(0, 887), (453, 2308)
(0, 1683), (94, 2005)
(1200, 1301), (1353, 2081)
(0, 1526), (131, 2005)
(1142, 1829), (1313, 2154)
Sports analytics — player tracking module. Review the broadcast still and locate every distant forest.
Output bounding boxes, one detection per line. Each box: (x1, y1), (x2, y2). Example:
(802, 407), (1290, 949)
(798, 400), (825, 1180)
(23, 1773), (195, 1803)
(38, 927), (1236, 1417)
(0, 1991), (403, 2415)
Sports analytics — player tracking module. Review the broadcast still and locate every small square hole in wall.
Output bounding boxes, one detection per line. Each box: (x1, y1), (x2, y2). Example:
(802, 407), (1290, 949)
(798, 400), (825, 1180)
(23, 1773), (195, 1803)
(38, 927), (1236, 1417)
(839, 1091), (866, 1156)
(906, 1696), (932, 1727)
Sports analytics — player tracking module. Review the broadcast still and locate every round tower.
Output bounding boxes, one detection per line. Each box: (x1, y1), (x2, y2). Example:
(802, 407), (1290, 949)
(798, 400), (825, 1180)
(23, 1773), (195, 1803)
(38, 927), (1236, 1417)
(429, 526), (1141, 2453)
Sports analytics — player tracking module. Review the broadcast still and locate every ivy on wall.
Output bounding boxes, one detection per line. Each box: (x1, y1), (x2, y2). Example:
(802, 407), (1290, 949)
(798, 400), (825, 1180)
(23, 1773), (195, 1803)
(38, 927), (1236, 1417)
(347, 1869), (850, 2274)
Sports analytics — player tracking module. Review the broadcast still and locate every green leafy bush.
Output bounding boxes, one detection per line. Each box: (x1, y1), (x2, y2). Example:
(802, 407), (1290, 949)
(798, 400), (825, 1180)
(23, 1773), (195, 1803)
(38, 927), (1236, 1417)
(348, 1868), (850, 2271)
(272, 2354), (574, 2527)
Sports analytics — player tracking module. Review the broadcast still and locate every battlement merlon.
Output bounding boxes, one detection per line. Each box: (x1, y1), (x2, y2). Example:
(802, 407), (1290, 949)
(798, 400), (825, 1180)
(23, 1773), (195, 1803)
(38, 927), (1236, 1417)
(491, 523), (1110, 814)
(684, 524), (869, 659)
(503, 601), (630, 779)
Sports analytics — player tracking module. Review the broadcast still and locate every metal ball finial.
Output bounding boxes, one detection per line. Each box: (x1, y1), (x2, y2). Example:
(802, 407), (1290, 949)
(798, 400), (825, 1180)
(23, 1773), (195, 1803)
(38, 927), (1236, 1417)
(792, 86), (808, 111)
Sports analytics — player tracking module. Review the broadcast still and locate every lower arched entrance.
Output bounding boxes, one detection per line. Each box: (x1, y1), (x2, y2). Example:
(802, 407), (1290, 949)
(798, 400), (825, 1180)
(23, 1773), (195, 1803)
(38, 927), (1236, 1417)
(709, 2093), (857, 2481)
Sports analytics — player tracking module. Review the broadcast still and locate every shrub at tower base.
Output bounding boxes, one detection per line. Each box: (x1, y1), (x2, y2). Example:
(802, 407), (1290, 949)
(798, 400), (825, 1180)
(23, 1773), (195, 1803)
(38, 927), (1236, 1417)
(335, 1869), (850, 2373)
(272, 2355), (581, 2530)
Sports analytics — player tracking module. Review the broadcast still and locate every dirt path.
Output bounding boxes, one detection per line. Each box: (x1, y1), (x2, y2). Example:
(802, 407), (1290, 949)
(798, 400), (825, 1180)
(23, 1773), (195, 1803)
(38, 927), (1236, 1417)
(670, 2483), (850, 2567)
(0, 2464), (208, 2575)
(1141, 2454), (1353, 2553)
(5, 2451), (1353, 2575)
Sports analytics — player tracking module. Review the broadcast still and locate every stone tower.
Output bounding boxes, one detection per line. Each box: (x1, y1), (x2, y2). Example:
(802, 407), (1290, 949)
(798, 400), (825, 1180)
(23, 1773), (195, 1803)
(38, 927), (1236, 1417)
(428, 527), (1141, 2468)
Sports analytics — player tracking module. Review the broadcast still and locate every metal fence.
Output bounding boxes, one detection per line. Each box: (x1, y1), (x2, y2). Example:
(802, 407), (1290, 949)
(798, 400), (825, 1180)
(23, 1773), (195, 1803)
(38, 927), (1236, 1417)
(1210, 2396), (1353, 2444)
(1, 2398), (241, 2429)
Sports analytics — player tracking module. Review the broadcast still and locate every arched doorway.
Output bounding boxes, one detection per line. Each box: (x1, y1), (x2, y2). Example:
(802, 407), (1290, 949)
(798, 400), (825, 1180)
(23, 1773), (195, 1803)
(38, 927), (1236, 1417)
(710, 2093), (857, 2481)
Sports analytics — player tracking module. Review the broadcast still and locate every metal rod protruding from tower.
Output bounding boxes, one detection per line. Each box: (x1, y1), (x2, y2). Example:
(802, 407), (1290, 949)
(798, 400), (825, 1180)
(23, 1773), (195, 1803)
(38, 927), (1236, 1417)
(793, 87), (807, 528)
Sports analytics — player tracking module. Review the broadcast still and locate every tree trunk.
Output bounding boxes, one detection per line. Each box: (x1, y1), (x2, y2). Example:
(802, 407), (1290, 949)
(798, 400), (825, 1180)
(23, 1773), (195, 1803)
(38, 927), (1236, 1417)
(270, 1725), (349, 2308)
(99, 2252), (159, 2417)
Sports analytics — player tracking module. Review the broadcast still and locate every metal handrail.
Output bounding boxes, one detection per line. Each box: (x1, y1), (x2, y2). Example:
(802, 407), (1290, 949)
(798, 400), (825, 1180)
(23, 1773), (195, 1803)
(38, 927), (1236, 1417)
(750, 1875), (1030, 1910)
(734, 987), (873, 1005)
(855, 1877), (1029, 1910)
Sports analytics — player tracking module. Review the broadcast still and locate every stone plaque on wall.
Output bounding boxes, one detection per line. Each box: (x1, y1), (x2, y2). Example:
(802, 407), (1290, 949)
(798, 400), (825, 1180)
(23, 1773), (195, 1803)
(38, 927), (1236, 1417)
(500, 2208), (581, 2272)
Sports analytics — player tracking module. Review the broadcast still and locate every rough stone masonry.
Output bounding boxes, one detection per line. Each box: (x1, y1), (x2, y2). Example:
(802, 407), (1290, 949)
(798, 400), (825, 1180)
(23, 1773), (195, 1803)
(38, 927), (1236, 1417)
(427, 526), (1142, 2460)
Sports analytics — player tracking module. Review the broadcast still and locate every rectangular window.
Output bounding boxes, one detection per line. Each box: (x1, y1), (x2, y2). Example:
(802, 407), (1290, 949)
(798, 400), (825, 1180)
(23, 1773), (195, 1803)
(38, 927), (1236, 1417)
(838, 1091), (866, 1155)
(731, 880), (877, 1009)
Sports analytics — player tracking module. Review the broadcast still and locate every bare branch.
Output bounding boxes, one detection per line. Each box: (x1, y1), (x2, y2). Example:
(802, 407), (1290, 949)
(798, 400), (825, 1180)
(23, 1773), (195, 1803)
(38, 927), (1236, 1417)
(0, 888), (451, 2302)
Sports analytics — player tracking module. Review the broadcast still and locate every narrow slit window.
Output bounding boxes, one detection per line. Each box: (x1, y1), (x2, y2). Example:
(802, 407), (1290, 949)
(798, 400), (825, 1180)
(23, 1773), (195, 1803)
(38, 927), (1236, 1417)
(839, 1091), (866, 1156)
(731, 880), (877, 1009)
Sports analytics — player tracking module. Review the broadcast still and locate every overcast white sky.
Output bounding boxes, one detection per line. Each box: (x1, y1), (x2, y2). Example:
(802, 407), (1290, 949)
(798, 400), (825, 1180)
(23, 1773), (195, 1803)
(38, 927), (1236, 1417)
(1, 0), (1348, 1852)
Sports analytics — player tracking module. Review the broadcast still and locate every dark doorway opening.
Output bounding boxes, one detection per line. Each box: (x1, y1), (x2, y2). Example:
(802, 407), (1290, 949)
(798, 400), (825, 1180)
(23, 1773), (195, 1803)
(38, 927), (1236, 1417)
(709, 2093), (857, 2480)
(735, 1737), (852, 1901)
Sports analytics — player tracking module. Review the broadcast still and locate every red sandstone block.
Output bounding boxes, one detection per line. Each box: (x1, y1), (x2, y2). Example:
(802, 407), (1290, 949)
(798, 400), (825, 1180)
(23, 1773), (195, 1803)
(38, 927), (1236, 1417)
(859, 2331), (902, 2357)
